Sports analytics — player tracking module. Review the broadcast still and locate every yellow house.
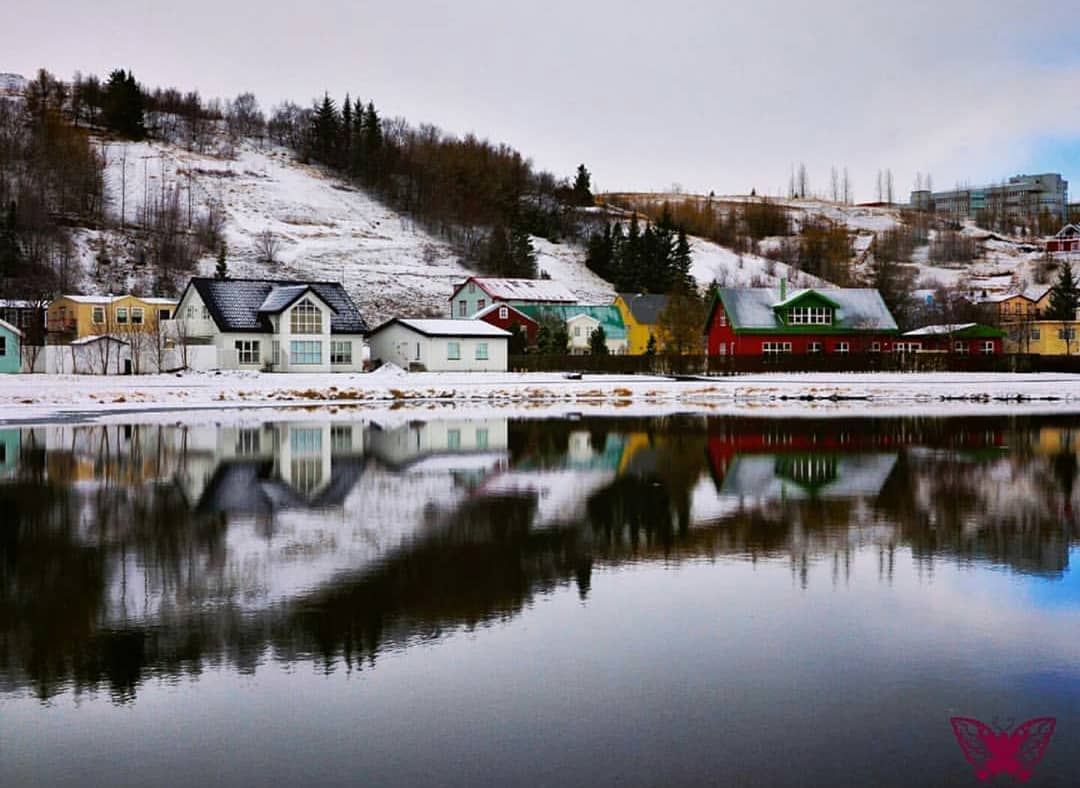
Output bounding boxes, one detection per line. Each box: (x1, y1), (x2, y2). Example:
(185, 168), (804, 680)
(47, 295), (178, 341)
(613, 293), (669, 355)
(1003, 320), (1080, 355)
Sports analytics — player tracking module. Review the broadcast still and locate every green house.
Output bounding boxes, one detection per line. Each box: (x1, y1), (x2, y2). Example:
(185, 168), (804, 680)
(0, 318), (22, 374)
(514, 304), (629, 354)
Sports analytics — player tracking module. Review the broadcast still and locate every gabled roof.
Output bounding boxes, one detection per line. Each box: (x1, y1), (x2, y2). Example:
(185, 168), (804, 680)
(904, 323), (1006, 339)
(1054, 223), (1080, 238)
(471, 302), (538, 324)
(368, 317), (512, 339)
(0, 317), (22, 337)
(617, 293), (668, 325)
(181, 278), (367, 334)
(771, 288), (842, 310)
(712, 288), (898, 332)
(451, 277), (577, 304)
(59, 294), (124, 304)
(513, 304), (629, 340)
(1022, 285), (1051, 302)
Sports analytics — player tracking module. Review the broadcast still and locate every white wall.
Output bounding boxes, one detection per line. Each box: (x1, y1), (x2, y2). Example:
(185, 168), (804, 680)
(30, 342), (132, 374)
(368, 324), (508, 372)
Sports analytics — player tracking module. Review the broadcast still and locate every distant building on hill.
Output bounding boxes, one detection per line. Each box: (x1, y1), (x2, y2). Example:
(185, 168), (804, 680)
(910, 173), (1068, 225)
(1046, 223), (1080, 253)
(448, 277), (577, 318)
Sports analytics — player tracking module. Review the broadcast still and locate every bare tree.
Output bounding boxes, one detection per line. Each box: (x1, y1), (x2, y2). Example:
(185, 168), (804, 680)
(254, 229), (280, 264)
(842, 168), (852, 205)
(830, 166), (839, 202)
(885, 169), (895, 205)
(796, 163), (809, 199)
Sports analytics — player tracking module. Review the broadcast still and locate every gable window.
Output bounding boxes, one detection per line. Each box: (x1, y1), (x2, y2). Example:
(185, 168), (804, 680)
(458, 300), (468, 317)
(116, 307), (128, 324)
(202, 306), (211, 320)
(330, 340), (352, 365)
(447, 341), (461, 360)
(290, 299), (322, 334)
(92, 307), (105, 324)
(475, 343), (489, 360)
(234, 339), (261, 365)
(186, 306), (196, 319)
(131, 307), (144, 325)
(290, 340), (322, 364)
(498, 306), (508, 319)
(788, 306), (832, 325)
(716, 309), (727, 327)
(477, 299), (486, 311)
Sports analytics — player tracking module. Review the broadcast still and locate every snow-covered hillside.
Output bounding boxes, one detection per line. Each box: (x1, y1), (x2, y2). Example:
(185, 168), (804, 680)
(79, 135), (615, 323)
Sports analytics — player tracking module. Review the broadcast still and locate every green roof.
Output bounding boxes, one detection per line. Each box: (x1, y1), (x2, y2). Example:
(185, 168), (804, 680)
(514, 304), (628, 340)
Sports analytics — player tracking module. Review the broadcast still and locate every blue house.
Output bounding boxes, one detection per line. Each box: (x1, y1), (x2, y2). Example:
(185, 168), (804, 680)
(0, 318), (21, 373)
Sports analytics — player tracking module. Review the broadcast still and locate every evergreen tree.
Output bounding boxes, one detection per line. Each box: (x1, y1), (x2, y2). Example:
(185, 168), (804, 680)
(215, 243), (229, 280)
(589, 325), (609, 355)
(645, 333), (657, 357)
(509, 224), (537, 278)
(311, 94), (340, 164)
(673, 229), (694, 291)
(508, 322), (529, 355)
(103, 69), (145, 139)
(572, 164), (593, 206)
(362, 102), (382, 180)
(0, 201), (21, 279)
(536, 309), (568, 354)
(585, 223), (614, 281)
(1047, 262), (1079, 320)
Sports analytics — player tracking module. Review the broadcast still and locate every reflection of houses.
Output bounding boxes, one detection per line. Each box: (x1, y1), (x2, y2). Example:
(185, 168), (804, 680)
(715, 453), (898, 501)
(176, 423), (367, 515)
(0, 429), (19, 478)
(367, 419), (509, 476)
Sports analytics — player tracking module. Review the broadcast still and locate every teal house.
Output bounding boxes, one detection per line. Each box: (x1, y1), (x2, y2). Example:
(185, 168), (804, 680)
(449, 277), (578, 318)
(515, 304), (629, 354)
(0, 429), (19, 478)
(0, 318), (21, 373)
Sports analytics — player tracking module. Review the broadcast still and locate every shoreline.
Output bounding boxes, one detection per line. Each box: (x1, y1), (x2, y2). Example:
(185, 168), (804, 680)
(2, 369), (1080, 424)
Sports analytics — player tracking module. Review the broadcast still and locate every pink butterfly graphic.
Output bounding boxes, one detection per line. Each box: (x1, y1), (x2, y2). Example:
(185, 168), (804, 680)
(950, 717), (1056, 783)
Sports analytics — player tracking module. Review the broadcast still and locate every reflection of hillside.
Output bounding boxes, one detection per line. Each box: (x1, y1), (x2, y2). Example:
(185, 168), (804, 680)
(0, 413), (1077, 702)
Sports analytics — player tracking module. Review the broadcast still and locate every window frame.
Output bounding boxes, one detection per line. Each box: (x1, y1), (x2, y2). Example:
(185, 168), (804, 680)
(330, 340), (352, 365)
(475, 342), (489, 361)
(92, 306), (105, 324)
(290, 339), (322, 365)
(116, 307), (128, 324)
(447, 341), (461, 361)
(234, 339), (261, 365)
(290, 298), (323, 335)
(131, 307), (144, 325)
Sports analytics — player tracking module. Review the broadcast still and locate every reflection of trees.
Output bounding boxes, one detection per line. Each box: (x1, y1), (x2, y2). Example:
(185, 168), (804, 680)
(1, 414), (1077, 702)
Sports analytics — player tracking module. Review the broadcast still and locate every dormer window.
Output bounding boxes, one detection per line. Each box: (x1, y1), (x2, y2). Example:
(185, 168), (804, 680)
(788, 306), (832, 325)
(290, 298), (322, 334)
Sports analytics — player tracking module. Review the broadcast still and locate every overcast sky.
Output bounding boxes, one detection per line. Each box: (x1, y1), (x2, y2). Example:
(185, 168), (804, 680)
(7, 0), (1080, 201)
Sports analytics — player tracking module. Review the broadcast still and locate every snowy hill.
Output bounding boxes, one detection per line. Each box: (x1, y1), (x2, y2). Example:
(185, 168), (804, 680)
(75, 135), (615, 323)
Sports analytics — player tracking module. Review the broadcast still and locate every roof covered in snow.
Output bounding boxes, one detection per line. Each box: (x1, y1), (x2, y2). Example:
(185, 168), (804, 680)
(904, 323), (1005, 339)
(1054, 223), (1080, 238)
(471, 302), (537, 323)
(0, 318), (23, 338)
(713, 288), (898, 332)
(60, 294), (124, 304)
(617, 293), (668, 325)
(183, 278), (367, 334)
(513, 304), (628, 339)
(368, 318), (512, 338)
(452, 277), (577, 304)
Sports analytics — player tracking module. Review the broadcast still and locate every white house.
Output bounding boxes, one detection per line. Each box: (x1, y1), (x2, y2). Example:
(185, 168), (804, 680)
(166, 278), (368, 372)
(366, 318), (510, 372)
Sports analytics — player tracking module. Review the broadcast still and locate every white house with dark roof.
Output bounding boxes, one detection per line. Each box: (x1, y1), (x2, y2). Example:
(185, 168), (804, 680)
(366, 318), (511, 372)
(168, 278), (368, 372)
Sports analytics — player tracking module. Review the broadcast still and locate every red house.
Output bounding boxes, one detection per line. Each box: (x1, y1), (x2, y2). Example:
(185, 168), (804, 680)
(704, 286), (899, 356)
(474, 302), (539, 348)
(1046, 224), (1080, 253)
(901, 323), (1005, 354)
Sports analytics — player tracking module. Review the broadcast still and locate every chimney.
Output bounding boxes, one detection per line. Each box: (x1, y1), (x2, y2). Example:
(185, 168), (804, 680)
(780, 277), (787, 301)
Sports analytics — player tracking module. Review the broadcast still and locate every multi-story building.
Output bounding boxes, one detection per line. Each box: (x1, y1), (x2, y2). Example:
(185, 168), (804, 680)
(911, 173), (1068, 225)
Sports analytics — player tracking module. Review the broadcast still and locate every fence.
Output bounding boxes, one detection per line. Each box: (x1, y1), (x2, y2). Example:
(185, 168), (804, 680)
(509, 353), (1080, 376)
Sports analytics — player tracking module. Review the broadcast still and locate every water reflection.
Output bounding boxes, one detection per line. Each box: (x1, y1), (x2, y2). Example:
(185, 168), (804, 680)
(0, 413), (1077, 702)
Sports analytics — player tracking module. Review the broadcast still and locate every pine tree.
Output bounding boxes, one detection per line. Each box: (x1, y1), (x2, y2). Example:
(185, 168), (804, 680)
(572, 164), (593, 206)
(1047, 262), (1079, 320)
(103, 69), (145, 139)
(645, 333), (657, 356)
(673, 229), (694, 291)
(589, 325), (609, 355)
(215, 243), (229, 280)
(509, 224), (537, 278)
(311, 94), (339, 164)
(0, 200), (21, 279)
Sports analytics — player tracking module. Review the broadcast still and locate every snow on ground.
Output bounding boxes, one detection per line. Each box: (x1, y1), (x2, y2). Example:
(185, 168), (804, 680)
(689, 237), (827, 289)
(531, 237), (615, 302)
(2, 370), (1079, 423)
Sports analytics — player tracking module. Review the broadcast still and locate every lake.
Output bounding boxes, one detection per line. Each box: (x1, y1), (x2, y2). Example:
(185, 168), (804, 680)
(1, 411), (1078, 786)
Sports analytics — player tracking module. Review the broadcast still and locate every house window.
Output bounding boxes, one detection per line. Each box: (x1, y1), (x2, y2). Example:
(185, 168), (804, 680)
(476, 428), (489, 449)
(290, 299), (322, 334)
(468, 283), (475, 293)
(131, 307), (144, 325)
(158, 309), (171, 321)
(331, 425), (353, 452)
(272, 341), (280, 365)
(870, 342), (881, 352)
(0, 336), (6, 356)
(762, 342), (792, 354)
(477, 299), (486, 312)
(1031, 328), (1041, 340)
(981, 341), (996, 355)
(788, 306), (832, 325)
(331, 340), (352, 365)
(458, 300), (468, 317)
(499, 306), (508, 319)
(291, 428), (323, 454)
(834, 342), (849, 354)
(92, 307), (105, 324)
(447, 342), (461, 360)
(201, 306), (211, 320)
(954, 341), (968, 355)
(718, 342), (727, 355)
(447, 429), (461, 450)
(1058, 328), (1076, 341)
(476, 343), (489, 360)
(808, 342), (823, 353)
(234, 339), (261, 365)
(716, 309), (727, 327)
(290, 340), (322, 364)
(415, 342), (421, 361)
(186, 306), (196, 319)
(236, 428), (261, 455)
(116, 307), (128, 324)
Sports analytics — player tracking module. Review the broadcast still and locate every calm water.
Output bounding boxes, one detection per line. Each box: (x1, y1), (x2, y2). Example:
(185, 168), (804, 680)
(1, 412), (1078, 786)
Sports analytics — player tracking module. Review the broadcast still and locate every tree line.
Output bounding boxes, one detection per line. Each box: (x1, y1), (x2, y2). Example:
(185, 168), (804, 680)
(585, 208), (694, 294)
